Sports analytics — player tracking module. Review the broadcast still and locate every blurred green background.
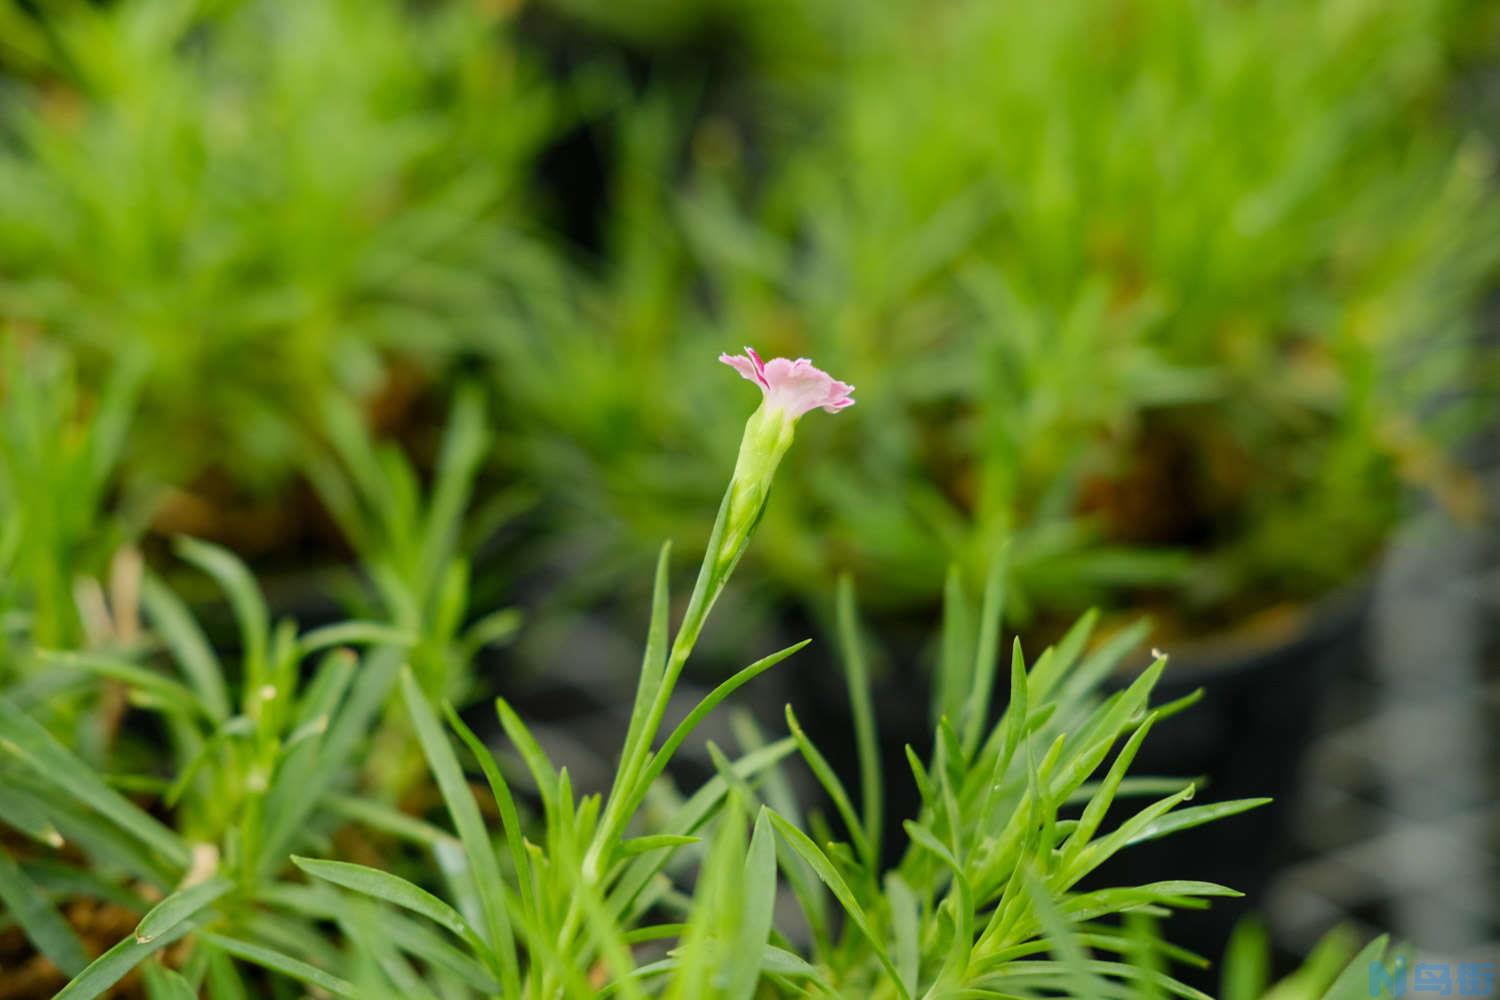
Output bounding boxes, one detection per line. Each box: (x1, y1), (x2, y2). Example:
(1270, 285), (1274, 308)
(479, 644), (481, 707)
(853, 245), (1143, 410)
(2, 0), (1498, 654)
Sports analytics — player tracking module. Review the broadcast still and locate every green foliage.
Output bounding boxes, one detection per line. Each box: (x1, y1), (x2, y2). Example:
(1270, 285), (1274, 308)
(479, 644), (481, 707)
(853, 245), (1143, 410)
(307, 384), (524, 704)
(0, 336), (142, 655)
(0, 0), (555, 491)
(502, 0), (1500, 626)
(1221, 919), (1412, 1000)
(252, 515), (1264, 996)
(1, 406), (1413, 998)
(0, 3), (1465, 992)
(0, 540), (414, 996)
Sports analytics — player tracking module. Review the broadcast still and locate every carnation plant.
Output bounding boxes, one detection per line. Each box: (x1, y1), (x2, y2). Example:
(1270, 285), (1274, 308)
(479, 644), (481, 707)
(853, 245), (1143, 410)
(5, 351), (1394, 997)
(0, 0), (555, 498)
(0, 392), (510, 995)
(0, 531), (417, 996)
(500, 0), (1499, 634)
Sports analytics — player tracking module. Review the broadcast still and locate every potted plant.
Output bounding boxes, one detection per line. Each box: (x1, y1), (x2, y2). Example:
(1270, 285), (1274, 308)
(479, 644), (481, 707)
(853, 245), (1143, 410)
(2, 347), (1394, 997)
(484, 0), (1500, 944)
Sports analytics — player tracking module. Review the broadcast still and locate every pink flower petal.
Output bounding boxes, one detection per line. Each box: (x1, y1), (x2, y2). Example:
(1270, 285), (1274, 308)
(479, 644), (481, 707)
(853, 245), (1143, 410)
(720, 347), (854, 418)
(719, 351), (767, 389)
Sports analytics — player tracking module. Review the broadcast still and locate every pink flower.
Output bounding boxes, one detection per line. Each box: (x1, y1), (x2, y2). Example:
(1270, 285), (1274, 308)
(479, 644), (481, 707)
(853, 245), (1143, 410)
(719, 346), (855, 418)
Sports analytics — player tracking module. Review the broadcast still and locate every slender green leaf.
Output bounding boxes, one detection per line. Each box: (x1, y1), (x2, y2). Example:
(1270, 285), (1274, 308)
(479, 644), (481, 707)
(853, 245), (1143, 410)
(142, 964), (198, 1000)
(291, 857), (486, 953)
(766, 809), (910, 1000)
(141, 574), (230, 722)
(0, 843), (88, 975)
(633, 640), (811, 816)
(0, 696), (188, 869)
(401, 669), (519, 994)
(445, 704), (535, 920)
(963, 545), (1008, 756)
(836, 574), (882, 869)
(54, 913), (203, 1000)
(1127, 798), (1273, 846)
(297, 622), (417, 658)
(199, 932), (359, 998)
(1323, 935), (1397, 1000)
(174, 537), (268, 699)
(784, 703), (871, 867)
(135, 877), (233, 943)
(723, 808), (778, 1000)
(0, 781), (64, 847)
(887, 872), (920, 996)
(36, 650), (206, 720)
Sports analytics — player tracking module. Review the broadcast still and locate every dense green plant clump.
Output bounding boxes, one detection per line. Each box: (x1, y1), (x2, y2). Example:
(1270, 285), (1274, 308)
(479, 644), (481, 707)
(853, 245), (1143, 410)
(0, 0), (553, 492)
(500, 0), (1500, 628)
(1, 0), (1495, 640)
(2, 380), (1397, 998)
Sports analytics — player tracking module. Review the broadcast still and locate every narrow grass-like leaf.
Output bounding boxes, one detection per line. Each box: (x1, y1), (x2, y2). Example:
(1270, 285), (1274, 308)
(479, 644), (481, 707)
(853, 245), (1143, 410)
(671, 794), (748, 1000)
(1064, 785), (1198, 885)
(374, 909), (501, 993)
(495, 695), (558, 820)
(293, 649), (357, 730)
(728, 712), (830, 948)
(460, 607), (523, 659)
(1059, 882), (1242, 925)
(617, 542), (672, 789)
(0, 782), (64, 847)
(297, 621), (417, 657)
(1126, 798), (1272, 846)
(18, 859), (147, 913)
(444, 704), (535, 920)
(174, 537), (268, 699)
(619, 834), (700, 856)
(766, 809), (910, 1000)
(1322, 934), (1396, 1000)
(1021, 867), (1112, 997)
(199, 931), (359, 998)
(1066, 713), (1159, 858)
(609, 739), (795, 921)
(836, 574), (882, 868)
(8, 781), (172, 887)
(0, 696), (188, 869)
(259, 646), (402, 873)
(887, 872), (921, 996)
(134, 877), (233, 943)
(419, 383), (488, 593)
(401, 668), (519, 994)
(963, 545), (1008, 756)
(141, 964), (197, 1000)
(0, 843), (88, 975)
(784, 702), (872, 867)
(141, 574), (230, 722)
(723, 807), (778, 1000)
(1220, 918), (1270, 1000)
(1040, 608), (1099, 696)
(54, 913), (203, 1000)
(1066, 776), (1195, 805)
(631, 639), (810, 813)
(1262, 925), (1360, 999)
(936, 566), (974, 732)
(36, 650), (206, 720)
(1056, 618), (1152, 709)
(291, 857), (486, 953)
